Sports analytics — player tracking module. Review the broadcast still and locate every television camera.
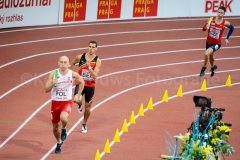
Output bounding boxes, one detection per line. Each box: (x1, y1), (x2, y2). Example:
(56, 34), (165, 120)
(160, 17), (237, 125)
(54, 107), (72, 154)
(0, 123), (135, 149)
(189, 96), (231, 132)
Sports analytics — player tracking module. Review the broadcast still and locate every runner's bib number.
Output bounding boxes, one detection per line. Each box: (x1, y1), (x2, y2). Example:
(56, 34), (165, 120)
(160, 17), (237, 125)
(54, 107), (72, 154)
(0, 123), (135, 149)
(82, 69), (94, 81)
(54, 88), (69, 100)
(209, 28), (220, 39)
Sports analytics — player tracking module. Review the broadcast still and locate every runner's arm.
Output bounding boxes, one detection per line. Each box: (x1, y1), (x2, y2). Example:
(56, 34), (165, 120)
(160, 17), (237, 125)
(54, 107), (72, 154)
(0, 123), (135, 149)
(202, 17), (212, 31)
(73, 71), (84, 94)
(224, 21), (234, 45)
(225, 21), (234, 39)
(70, 55), (81, 71)
(44, 71), (55, 93)
(89, 58), (102, 79)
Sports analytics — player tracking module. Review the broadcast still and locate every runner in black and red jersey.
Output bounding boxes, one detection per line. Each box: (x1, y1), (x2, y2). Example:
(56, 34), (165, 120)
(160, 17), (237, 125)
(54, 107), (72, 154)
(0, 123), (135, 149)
(71, 41), (102, 133)
(199, 6), (234, 77)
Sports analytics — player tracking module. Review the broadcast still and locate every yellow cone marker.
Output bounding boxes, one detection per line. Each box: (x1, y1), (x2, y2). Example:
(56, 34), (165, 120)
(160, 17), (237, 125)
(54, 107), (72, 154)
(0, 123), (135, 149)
(94, 149), (101, 160)
(162, 90), (168, 102)
(103, 139), (111, 153)
(113, 129), (120, 142)
(176, 85), (183, 97)
(121, 119), (128, 132)
(201, 79), (207, 91)
(226, 75), (232, 87)
(138, 103), (144, 116)
(129, 111), (136, 124)
(147, 97), (153, 110)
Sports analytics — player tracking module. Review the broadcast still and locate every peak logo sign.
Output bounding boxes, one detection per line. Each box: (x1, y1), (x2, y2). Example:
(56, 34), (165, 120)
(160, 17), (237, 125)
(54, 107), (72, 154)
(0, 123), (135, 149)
(205, 0), (233, 13)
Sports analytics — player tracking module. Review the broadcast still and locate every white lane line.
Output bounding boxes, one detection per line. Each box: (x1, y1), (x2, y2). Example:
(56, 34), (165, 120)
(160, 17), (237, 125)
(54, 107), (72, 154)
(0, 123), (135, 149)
(1, 65), (239, 150)
(0, 28), (201, 47)
(0, 100), (51, 149)
(1, 48), (80, 68)
(1, 28), (240, 47)
(0, 57), (240, 99)
(0, 17), (239, 34)
(102, 46), (240, 61)
(0, 71), (51, 99)
(1, 38), (240, 68)
(99, 57), (240, 78)
(99, 82), (240, 158)
(40, 70), (240, 160)
(1, 56), (240, 99)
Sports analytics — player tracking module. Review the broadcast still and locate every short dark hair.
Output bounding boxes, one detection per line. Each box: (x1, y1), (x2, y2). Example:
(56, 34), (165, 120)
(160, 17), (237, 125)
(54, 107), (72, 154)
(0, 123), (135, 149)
(218, 6), (226, 13)
(89, 41), (98, 48)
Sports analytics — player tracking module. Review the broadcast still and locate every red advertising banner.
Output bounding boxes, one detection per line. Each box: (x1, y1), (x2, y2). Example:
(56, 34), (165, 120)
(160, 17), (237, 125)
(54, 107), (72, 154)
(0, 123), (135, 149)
(97, 0), (109, 19)
(133, 0), (145, 17)
(145, 0), (158, 16)
(132, 0), (158, 17)
(109, 0), (122, 18)
(63, 0), (87, 22)
(75, 0), (87, 21)
(63, 0), (75, 22)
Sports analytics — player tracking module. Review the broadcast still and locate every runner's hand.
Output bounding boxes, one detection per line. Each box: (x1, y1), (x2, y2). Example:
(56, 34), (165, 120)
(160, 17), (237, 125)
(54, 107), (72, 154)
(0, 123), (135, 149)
(225, 39), (229, 45)
(206, 23), (210, 30)
(74, 94), (82, 104)
(86, 61), (90, 67)
(52, 79), (58, 86)
(86, 61), (92, 70)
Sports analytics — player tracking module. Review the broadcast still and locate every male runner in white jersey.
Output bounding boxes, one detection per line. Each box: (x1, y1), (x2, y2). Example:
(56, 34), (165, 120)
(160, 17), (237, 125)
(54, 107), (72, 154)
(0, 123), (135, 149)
(45, 56), (84, 154)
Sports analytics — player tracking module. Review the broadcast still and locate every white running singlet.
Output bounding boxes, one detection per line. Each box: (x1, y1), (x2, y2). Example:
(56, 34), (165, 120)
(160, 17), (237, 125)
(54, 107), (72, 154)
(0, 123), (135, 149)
(51, 69), (73, 101)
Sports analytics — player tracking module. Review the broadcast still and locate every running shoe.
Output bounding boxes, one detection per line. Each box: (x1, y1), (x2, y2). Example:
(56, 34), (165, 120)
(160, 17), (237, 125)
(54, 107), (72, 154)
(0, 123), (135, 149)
(200, 67), (207, 77)
(55, 141), (63, 154)
(82, 124), (87, 133)
(78, 104), (83, 113)
(210, 65), (218, 77)
(61, 128), (67, 141)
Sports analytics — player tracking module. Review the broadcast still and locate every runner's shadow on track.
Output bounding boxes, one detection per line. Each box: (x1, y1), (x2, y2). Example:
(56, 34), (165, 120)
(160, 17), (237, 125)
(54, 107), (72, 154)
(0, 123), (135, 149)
(62, 134), (98, 150)
(89, 114), (122, 131)
(0, 136), (49, 155)
(186, 75), (220, 87)
(34, 113), (52, 125)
